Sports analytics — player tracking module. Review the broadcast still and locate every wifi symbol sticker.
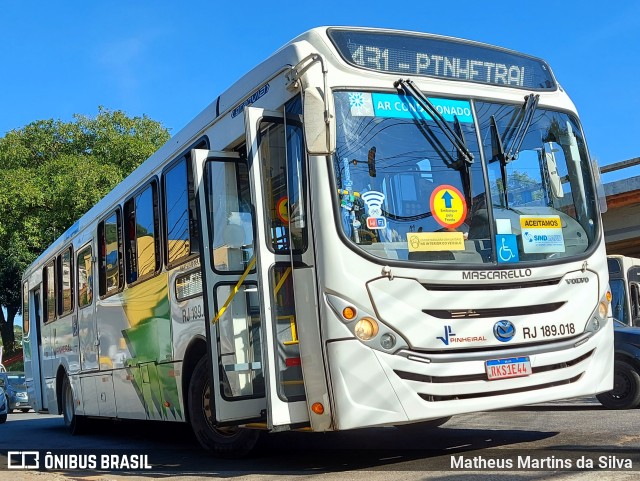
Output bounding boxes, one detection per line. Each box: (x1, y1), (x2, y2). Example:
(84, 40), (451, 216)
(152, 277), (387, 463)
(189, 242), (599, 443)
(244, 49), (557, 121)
(362, 191), (387, 230)
(361, 191), (385, 217)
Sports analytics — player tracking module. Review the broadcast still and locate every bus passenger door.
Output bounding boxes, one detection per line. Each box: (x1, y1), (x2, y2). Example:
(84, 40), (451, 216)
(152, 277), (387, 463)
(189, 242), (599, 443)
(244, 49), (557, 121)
(244, 107), (310, 429)
(194, 150), (266, 425)
(30, 287), (48, 412)
(77, 243), (99, 372)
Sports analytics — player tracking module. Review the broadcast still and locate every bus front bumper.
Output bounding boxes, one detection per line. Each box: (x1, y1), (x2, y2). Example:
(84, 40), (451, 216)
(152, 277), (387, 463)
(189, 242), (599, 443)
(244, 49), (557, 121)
(326, 323), (613, 430)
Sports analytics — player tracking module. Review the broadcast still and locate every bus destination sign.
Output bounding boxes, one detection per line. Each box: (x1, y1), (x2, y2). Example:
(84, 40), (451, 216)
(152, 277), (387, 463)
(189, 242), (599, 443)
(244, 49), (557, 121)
(328, 29), (556, 90)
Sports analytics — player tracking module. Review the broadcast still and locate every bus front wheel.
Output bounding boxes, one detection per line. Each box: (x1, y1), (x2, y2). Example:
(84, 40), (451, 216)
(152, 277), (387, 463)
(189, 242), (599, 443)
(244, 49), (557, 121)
(188, 357), (260, 458)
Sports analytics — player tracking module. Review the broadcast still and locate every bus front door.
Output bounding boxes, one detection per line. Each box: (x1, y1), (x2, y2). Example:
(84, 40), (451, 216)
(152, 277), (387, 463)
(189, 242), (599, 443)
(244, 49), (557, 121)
(194, 104), (312, 430)
(244, 107), (310, 429)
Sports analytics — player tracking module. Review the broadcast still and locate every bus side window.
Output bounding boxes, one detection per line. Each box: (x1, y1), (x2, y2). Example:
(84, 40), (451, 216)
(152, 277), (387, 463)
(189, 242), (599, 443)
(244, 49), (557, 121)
(77, 245), (93, 308)
(163, 157), (199, 268)
(98, 210), (124, 297)
(57, 246), (74, 317)
(43, 260), (56, 323)
(124, 180), (161, 284)
(257, 118), (307, 254)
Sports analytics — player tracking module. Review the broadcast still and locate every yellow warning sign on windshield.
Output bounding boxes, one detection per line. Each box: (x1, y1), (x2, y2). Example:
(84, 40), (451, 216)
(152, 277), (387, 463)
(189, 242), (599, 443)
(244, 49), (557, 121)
(429, 185), (467, 229)
(276, 197), (289, 224)
(407, 232), (465, 252)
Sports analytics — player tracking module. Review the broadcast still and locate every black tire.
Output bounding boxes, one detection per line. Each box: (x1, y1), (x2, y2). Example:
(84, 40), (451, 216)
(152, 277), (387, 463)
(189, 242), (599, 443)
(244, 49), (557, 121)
(188, 357), (260, 458)
(61, 375), (86, 434)
(596, 360), (640, 409)
(396, 416), (452, 431)
(0, 413), (6, 424)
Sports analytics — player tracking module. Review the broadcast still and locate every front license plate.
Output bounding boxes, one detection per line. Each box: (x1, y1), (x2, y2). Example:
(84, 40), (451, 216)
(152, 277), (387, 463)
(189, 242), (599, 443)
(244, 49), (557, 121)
(486, 356), (532, 380)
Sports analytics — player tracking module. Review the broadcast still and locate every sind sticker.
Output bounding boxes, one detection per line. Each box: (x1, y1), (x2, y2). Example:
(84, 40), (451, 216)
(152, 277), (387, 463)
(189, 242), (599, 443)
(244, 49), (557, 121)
(520, 215), (565, 253)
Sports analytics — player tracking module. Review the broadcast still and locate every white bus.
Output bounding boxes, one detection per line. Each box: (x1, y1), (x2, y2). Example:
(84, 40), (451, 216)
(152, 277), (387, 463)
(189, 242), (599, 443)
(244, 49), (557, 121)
(608, 255), (640, 326)
(22, 26), (613, 456)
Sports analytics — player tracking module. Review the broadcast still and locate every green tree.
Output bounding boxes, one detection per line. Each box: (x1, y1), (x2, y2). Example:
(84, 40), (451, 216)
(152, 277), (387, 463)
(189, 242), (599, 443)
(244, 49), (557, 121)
(0, 108), (170, 353)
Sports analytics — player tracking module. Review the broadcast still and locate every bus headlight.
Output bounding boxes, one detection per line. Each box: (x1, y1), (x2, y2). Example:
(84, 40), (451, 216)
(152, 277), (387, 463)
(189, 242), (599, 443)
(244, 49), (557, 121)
(597, 300), (608, 320)
(325, 293), (409, 353)
(585, 289), (611, 333)
(355, 318), (379, 340)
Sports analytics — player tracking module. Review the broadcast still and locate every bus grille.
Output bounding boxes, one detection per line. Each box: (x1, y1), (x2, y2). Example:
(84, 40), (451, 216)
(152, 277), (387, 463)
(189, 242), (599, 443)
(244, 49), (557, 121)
(417, 374), (583, 402)
(423, 301), (565, 319)
(422, 278), (562, 291)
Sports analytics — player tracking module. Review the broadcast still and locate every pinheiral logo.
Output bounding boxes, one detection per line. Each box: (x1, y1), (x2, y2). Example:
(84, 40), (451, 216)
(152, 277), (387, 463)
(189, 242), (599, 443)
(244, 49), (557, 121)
(494, 320), (516, 342)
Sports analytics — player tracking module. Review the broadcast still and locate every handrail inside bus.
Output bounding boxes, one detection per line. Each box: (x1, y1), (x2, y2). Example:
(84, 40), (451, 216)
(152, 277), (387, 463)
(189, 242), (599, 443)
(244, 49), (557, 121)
(211, 256), (293, 325)
(212, 256), (256, 324)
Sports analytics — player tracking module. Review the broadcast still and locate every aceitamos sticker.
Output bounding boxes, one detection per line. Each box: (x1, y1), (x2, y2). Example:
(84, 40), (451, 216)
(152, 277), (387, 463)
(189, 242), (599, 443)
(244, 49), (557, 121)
(520, 215), (565, 254)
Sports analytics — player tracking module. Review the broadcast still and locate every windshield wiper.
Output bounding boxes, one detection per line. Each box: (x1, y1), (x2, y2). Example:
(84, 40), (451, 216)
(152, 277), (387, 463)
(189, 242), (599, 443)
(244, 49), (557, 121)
(490, 93), (540, 208)
(394, 78), (474, 205)
(490, 115), (509, 208)
(395, 78), (474, 164)
(503, 93), (540, 164)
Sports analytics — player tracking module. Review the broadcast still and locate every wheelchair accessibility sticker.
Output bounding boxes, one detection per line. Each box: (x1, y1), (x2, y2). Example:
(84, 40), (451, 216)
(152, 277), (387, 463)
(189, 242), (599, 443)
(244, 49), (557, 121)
(496, 234), (519, 263)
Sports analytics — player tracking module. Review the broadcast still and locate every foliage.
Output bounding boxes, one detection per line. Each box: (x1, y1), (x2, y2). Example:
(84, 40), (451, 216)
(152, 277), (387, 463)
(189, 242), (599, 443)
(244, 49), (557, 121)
(0, 108), (170, 350)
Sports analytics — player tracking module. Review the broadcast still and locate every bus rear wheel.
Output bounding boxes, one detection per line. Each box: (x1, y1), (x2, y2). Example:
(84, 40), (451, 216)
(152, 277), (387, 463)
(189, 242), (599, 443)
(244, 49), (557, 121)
(62, 375), (86, 434)
(188, 357), (260, 458)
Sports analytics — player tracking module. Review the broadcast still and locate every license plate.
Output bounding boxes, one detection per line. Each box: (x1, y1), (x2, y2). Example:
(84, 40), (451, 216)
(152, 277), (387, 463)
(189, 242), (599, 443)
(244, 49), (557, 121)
(486, 356), (532, 380)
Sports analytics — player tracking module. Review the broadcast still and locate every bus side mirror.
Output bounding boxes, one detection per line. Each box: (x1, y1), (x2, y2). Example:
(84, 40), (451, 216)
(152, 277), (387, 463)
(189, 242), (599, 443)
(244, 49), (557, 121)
(303, 86), (335, 155)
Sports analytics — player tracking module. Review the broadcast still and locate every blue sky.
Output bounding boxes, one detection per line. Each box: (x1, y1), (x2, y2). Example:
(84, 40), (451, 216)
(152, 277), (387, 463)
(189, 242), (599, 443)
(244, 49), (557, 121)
(2, 1), (639, 183)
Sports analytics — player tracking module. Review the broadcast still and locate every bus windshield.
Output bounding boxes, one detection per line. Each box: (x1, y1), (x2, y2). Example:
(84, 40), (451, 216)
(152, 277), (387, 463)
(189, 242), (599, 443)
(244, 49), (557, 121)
(332, 90), (599, 265)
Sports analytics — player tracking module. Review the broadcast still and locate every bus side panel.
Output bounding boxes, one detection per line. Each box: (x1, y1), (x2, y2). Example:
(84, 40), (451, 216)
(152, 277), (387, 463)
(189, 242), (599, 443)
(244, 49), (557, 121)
(80, 375), (99, 416)
(157, 362), (184, 422)
(169, 263), (206, 422)
(56, 315), (79, 374)
(79, 373), (116, 417)
(112, 367), (146, 420)
(96, 273), (174, 419)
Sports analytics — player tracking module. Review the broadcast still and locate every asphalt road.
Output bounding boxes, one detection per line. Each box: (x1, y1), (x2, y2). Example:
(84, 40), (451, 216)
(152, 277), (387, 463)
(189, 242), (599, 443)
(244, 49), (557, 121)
(1, 396), (639, 480)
